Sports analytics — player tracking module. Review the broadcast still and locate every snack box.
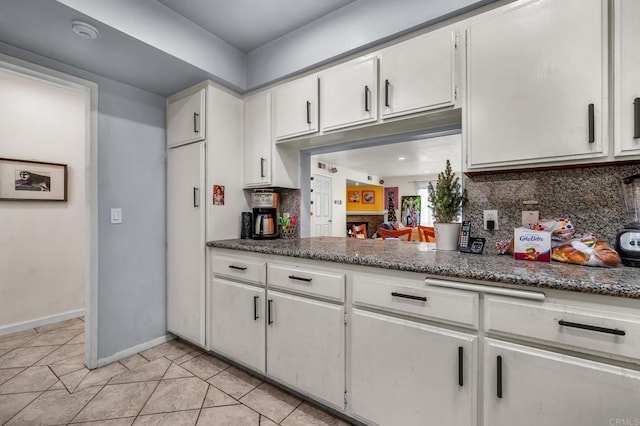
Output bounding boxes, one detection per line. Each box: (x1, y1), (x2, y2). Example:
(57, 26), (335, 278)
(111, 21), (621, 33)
(513, 227), (551, 262)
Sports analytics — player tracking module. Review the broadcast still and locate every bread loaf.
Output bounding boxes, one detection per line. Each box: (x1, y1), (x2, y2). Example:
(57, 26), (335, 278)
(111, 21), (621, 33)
(551, 239), (621, 267)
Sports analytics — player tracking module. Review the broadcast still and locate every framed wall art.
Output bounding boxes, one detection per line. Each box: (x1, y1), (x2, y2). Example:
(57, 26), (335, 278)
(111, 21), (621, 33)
(362, 190), (375, 204)
(348, 190), (360, 203)
(0, 158), (68, 201)
(401, 195), (421, 228)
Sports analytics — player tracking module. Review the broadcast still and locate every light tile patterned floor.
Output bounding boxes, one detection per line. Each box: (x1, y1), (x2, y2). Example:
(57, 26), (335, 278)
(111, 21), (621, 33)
(0, 318), (352, 425)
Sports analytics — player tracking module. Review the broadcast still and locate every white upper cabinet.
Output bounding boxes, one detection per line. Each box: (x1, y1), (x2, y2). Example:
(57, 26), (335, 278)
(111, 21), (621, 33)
(320, 56), (378, 132)
(380, 28), (457, 119)
(274, 74), (318, 140)
(614, 0), (640, 157)
(466, 0), (608, 170)
(243, 91), (272, 187)
(167, 88), (206, 148)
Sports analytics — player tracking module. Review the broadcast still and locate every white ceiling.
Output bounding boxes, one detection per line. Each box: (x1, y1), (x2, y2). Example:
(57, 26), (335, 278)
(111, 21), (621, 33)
(315, 133), (462, 178)
(156, 0), (357, 53)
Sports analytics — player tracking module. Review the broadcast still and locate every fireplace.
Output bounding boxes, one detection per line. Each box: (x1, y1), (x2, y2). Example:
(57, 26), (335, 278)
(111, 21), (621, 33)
(346, 214), (385, 238)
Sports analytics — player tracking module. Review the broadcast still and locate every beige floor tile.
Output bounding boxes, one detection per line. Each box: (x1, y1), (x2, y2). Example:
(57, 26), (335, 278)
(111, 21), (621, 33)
(73, 381), (158, 422)
(202, 385), (239, 408)
(162, 363), (194, 380)
(260, 416), (279, 426)
(49, 380), (67, 390)
(207, 367), (263, 399)
(36, 317), (85, 333)
(0, 365), (59, 394)
(50, 363), (87, 377)
(0, 367), (24, 386)
(0, 346), (59, 368)
(139, 343), (171, 362)
(133, 410), (199, 426)
(0, 392), (42, 424)
(53, 352), (86, 366)
(71, 417), (135, 425)
(60, 368), (90, 393)
(24, 328), (83, 347)
(181, 354), (229, 380)
(281, 402), (352, 426)
(0, 329), (38, 349)
(165, 340), (198, 361)
(240, 383), (302, 424)
(35, 343), (85, 366)
(68, 332), (86, 345)
(6, 386), (101, 425)
(197, 404), (260, 425)
(76, 362), (128, 391)
(110, 358), (171, 385)
(173, 350), (203, 365)
(140, 377), (208, 415)
(119, 354), (149, 370)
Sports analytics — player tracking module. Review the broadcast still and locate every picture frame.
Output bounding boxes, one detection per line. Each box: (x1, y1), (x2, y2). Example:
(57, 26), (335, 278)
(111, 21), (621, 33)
(348, 190), (360, 203)
(384, 187), (398, 210)
(362, 190), (375, 204)
(0, 158), (68, 201)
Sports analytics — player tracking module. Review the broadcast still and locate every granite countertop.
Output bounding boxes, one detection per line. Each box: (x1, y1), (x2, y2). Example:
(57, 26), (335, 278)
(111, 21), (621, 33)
(206, 237), (640, 299)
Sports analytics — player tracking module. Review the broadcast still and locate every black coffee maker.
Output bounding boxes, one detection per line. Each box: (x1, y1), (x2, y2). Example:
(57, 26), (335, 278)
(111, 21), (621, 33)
(251, 191), (279, 240)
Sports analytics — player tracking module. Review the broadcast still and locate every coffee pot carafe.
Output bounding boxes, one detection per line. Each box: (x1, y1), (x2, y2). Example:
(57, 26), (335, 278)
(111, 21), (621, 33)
(616, 174), (640, 266)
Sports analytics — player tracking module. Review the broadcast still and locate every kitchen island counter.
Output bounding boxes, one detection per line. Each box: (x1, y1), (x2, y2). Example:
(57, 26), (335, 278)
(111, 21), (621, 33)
(207, 237), (640, 299)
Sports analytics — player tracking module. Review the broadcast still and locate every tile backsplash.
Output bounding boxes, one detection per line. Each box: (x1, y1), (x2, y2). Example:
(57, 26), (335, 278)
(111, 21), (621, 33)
(464, 163), (640, 249)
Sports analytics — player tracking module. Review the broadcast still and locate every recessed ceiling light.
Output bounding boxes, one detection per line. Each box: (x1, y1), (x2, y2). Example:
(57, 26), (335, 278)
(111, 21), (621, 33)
(398, 156), (406, 160)
(72, 21), (99, 40)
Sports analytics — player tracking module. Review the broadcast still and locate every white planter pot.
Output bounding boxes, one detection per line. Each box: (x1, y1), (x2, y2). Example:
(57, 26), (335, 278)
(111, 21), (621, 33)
(434, 223), (461, 251)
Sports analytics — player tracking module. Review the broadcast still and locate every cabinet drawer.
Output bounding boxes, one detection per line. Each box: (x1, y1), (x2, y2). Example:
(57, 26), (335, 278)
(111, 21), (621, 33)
(267, 264), (344, 302)
(211, 255), (266, 285)
(353, 273), (479, 328)
(485, 296), (640, 362)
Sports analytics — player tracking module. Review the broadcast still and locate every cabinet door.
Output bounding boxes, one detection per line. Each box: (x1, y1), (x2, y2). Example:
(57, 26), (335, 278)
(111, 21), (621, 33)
(466, 0), (607, 169)
(266, 291), (345, 409)
(167, 142), (206, 346)
(380, 28), (457, 119)
(167, 89), (205, 148)
(244, 91), (272, 186)
(484, 339), (640, 426)
(210, 278), (265, 373)
(614, 0), (640, 157)
(351, 309), (477, 426)
(275, 74), (318, 140)
(320, 56), (377, 132)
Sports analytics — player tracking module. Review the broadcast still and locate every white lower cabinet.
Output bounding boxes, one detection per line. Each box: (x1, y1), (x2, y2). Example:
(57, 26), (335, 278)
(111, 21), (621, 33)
(266, 290), (345, 409)
(351, 309), (477, 426)
(484, 339), (640, 426)
(210, 278), (265, 374)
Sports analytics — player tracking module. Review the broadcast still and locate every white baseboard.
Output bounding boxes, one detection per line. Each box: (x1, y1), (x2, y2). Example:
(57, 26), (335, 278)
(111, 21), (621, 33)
(96, 334), (175, 368)
(0, 309), (85, 337)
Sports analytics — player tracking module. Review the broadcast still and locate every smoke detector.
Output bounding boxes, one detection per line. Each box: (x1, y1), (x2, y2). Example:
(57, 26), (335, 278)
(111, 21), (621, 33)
(72, 21), (99, 40)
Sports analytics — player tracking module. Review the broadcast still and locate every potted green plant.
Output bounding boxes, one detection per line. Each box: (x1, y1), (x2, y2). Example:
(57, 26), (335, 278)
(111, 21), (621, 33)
(427, 159), (467, 250)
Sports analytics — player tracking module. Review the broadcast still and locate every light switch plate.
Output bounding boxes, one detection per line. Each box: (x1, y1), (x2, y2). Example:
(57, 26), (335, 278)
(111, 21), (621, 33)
(522, 210), (539, 227)
(110, 208), (122, 224)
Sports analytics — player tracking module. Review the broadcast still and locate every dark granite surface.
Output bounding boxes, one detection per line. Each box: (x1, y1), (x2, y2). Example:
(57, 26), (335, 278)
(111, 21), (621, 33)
(207, 237), (640, 299)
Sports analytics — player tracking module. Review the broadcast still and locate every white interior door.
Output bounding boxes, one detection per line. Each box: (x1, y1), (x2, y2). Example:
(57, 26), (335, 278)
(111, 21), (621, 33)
(311, 174), (332, 236)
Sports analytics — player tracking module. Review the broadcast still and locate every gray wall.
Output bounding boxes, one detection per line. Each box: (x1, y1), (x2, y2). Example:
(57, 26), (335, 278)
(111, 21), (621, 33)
(246, 0), (494, 89)
(0, 42), (167, 360)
